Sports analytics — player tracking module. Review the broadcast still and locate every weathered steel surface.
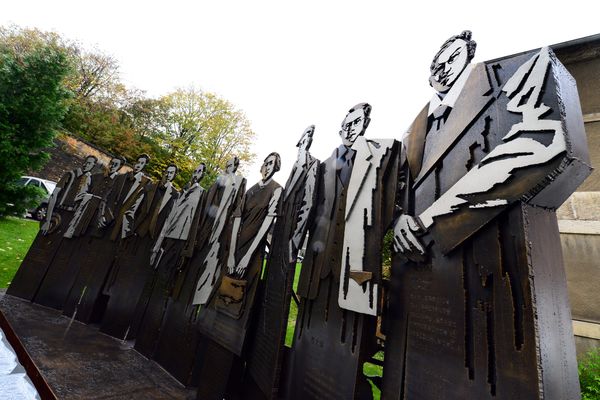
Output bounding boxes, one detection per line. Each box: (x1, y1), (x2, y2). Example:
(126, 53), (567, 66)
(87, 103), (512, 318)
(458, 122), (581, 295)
(287, 104), (399, 400)
(153, 168), (245, 385)
(245, 127), (319, 399)
(8, 161), (95, 302)
(384, 32), (589, 400)
(0, 294), (194, 399)
(101, 175), (178, 340)
(6, 210), (72, 301)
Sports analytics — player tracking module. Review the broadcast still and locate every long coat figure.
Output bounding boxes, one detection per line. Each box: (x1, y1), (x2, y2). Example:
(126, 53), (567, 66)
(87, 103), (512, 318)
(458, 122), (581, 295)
(8, 155), (98, 300)
(383, 32), (591, 400)
(195, 153), (282, 400)
(61, 155), (151, 323)
(288, 104), (400, 400)
(33, 157), (125, 310)
(152, 157), (245, 385)
(245, 126), (319, 399)
(133, 163), (207, 359)
(100, 164), (179, 340)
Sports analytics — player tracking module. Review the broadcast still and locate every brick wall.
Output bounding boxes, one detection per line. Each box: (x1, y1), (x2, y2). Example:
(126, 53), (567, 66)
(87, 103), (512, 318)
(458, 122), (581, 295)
(28, 135), (131, 183)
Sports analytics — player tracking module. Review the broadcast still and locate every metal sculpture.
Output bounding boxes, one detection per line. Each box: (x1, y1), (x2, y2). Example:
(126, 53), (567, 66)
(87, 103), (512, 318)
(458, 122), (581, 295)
(33, 156), (126, 310)
(7, 155), (98, 301)
(152, 157), (246, 385)
(133, 163), (207, 359)
(287, 104), (400, 400)
(245, 126), (320, 399)
(61, 154), (151, 323)
(100, 164), (179, 340)
(382, 31), (591, 399)
(195, 153), (283, 400)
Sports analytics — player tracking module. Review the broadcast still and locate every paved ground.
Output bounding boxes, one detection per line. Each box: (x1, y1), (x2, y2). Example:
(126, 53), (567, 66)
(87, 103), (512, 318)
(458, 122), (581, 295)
(0, 293), (195, 399)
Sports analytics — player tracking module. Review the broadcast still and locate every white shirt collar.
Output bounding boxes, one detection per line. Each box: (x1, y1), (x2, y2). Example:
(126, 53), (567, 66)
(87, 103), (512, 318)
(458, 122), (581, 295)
(259, 177), (272, 187)
(134, 171), (144, 181)
(428, 63), (474, 116)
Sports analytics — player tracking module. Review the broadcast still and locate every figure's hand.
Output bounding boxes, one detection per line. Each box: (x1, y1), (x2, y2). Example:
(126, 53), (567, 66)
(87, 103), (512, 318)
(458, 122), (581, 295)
(234, 255), (250, 277)
(40, 221), (50, 235)
(150, 250), (159, 267)
(98, 216), (107, 228)
(393, 215), (426, 261)
(227, 251), (236, 275)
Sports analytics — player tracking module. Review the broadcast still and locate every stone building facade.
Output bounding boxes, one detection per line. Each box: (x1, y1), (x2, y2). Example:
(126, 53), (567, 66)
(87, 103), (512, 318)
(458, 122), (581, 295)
(554, 34), (600, 358)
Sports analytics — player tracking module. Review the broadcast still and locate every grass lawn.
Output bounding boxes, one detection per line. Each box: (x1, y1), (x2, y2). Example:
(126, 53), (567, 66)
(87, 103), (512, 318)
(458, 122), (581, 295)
(284, 264), (302, 347)
(0, 216), (39, 288)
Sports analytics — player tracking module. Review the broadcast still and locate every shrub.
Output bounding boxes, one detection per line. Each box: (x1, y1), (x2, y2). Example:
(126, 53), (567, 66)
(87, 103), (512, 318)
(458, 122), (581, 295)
(579, 347), (600, 400)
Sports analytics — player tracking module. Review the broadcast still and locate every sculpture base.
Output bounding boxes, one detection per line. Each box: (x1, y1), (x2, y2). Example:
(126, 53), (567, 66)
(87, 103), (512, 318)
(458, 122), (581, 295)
(0, 293), (194, 399)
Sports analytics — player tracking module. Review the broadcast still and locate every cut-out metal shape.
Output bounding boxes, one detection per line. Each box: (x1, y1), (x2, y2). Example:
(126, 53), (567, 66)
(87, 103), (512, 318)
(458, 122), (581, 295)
(7, 155), (98, 301)
(100, 164), (179, 340)
(384, 31), (591, 400)
(289, 104), (400, 400)
(133, 163), (207, 359)
(195, 153), (283, 399)
(245, 126), (320, 398)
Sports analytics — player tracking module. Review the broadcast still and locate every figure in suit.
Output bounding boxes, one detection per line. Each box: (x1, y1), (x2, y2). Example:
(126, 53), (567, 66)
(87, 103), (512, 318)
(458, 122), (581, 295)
(62, 154), (151, 323)
(195, 153), (282, 400)
(34, 156), (125, 310)
(100, 164), (179, 340)
(383, 31), (591, 399)
(288, 104), (400, 400)
(8, 155), (98, 301)
(245, 126), (320, 399)
(152, 157), (246, 385)
(134, 163), (207, 359)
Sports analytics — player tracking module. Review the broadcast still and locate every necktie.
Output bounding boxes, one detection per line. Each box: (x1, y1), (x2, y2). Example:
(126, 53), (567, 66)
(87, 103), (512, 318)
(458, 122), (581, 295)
(429, 104), (451, 134)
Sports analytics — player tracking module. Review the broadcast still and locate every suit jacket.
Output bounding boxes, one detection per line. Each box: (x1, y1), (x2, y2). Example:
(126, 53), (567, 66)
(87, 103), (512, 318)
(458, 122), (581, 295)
(136, 181), (178, 239)
(160, 182), (206, 258)
(65, 172), (119, 238)
(110, 172), (152, 240)
(297, 137), (399, 317)
(383, 46), (592, 400)
(401, 47), (591, 254)
(338, 136), (399, 316)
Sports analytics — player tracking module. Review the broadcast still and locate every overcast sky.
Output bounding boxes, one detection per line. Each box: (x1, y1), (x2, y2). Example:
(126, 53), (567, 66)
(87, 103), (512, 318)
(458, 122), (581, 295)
(3, 0), (599, 185)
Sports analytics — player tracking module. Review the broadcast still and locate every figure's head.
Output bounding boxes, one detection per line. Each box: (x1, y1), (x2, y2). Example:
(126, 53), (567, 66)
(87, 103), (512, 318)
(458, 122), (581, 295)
(339, 103), (371, 146)
(429, 30), (476, 94)
(109, 156), (126, 174)
(163, 164), (178, 183)
(191, 163), (206, 183)
(296, 125), (315, 151)
(82, 155), (98, 173)
(260, 152), (281, 181)
(225, 156), (240, 174)
(134, 154), (150, 173)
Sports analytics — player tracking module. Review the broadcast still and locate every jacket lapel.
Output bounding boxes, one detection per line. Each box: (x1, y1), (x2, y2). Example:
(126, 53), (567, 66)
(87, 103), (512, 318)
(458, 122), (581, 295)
(413, 63), (493, 185)
(345, 136), (372, 221)
(404, 104), (429, 180)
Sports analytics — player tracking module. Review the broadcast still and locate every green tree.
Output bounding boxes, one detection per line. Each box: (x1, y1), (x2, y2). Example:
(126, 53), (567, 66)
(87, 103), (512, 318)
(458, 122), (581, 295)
(579, 348), (600, 400)
(0, 28), (72, 216)
(0, 26), (257, 191)
(150, 88), (256, 187)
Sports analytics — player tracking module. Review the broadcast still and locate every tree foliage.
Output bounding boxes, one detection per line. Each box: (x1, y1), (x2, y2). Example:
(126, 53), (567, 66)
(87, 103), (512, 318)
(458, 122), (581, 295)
(149, 88), (255, 186)
(0, 25), (257, 194)
(579, 348), (600, 400)
(0, 27), (72, 215)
